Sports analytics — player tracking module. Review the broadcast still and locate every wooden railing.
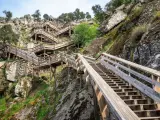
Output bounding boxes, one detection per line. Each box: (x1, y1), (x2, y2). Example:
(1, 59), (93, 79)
(76, 54), (140, 120)
(6, 44), (160, 119)
(100, 53), (160, 102)
(8, 45), (39, 65)
(55, 26), (72, 36)
(32, 29), (59, 43)
(31, 41), (74, 53)
(45, 22), (60, 31)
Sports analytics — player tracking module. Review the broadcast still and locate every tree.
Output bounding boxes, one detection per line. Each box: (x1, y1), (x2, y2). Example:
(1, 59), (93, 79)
(86, 12), (91, 19)
(32, 10), (41, 21)
(92, 5), (105, 23)
(0, 25), (19, 44)
(105, 0), (134, 11)
(74, 8), (81, 20)
(24, 14), (31, 21)
(3, 10), (12, 22)
(72, 23), (98, 47)
(43, 14), (50, 21)
(80, 12), (85, 19)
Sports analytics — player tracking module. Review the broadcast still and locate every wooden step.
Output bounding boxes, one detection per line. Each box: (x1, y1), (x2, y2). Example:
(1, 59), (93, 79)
(120, 95), (143, 100)
(124, 99), (154, 105)
(129, 104), (158, 111)
(135, 110), (160, 117)
(140, 116), (160, 120)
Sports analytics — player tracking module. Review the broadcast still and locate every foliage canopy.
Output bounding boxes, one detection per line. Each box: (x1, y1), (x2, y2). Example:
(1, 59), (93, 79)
(0, 25), (19, 44)
(3, 10), (12, 22)
(72, 23), (98, 47)
(32, 10), (41, 21)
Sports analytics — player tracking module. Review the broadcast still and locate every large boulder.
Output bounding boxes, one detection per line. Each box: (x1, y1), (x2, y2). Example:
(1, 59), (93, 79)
(0, 62), (9, 94)
(15, 76), (32, 98)
(103, 10), (127, 32)
(48, 67), (94, 120)
(6, 62), (18, 82)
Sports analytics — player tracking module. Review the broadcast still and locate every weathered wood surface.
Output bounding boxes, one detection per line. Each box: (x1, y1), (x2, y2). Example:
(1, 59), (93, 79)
(32, 29), (59, 43)
(99, 54), (160, 103)
(78, 54), (140, 120)
(32, 41), (74, 53)
(102, 53), (160, 77)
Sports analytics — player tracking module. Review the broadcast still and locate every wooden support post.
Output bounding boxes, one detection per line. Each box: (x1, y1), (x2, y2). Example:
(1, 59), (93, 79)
(35, 34), (37, 43)
(94, 84), (108, 120)
(91, 83), (99, 120)
(152, 75), (160, 109)
(8, 53), (11, 61)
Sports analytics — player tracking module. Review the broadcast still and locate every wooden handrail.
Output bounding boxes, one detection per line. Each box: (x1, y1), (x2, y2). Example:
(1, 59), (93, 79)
(32, 29), (59, 43)
(78, 54), (139, 120)
(100, 53), (160, 102)
(102, 53), (160, 77)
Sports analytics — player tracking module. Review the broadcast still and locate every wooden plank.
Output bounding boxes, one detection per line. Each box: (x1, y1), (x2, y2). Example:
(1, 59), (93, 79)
(102, 53), (160, 77)
(78, 54), (140, 120)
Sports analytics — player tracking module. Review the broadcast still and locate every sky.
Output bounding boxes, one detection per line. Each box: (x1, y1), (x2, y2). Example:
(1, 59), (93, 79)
(0, 0), (110, 18)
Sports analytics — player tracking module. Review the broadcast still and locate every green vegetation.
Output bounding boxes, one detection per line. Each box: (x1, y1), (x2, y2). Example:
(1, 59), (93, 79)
(131, 25), (147, 46)
(32, 10), (41, 22)
(58, 8), (91, 23)
(127, 6), (143, 21)
(0, 97), (7, 112)
(43, 14), (51, 21)
(0, 83), (49, 120)
(92, 5), (105, 23)
(105, 0), (135, 11)
(3, 10), (12, 22)
(72, 23), (98, 47)
(24, 14), (31, 21)
(0, 25), (19, 44)
(152, 11), (160, 22)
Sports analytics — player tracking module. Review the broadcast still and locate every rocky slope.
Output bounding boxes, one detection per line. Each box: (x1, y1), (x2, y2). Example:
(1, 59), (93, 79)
(47, 67), (95, 120)
(86, 0), (160, 70)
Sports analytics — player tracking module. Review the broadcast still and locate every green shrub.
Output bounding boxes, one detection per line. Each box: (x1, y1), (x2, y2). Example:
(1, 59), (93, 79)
(131, 25), (147, 46)
(152, 11), (160, 22)
(72, 23), (98, 47)
(127, 6), (143, 21)
(105, 0), (135, 11)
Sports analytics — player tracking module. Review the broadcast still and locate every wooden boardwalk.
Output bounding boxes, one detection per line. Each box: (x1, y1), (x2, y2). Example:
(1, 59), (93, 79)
(5, 44), (160, 120)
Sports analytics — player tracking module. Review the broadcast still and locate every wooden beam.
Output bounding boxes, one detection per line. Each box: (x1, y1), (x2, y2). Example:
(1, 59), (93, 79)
(153, 76), (160, 109)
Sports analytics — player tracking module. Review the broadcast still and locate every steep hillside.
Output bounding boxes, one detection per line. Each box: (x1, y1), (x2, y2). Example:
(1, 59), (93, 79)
(85, 0), (160, 70)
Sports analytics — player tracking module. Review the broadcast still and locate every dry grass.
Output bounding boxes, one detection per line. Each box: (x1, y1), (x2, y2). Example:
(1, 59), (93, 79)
(152, 11), (160, 22)
(130, 25), (148, 45)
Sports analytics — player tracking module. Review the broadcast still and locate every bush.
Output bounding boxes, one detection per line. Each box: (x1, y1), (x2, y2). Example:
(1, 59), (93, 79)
(131, 25), (147, 45)
(72, 23), (98, 47)
(0, 25), (19, 44)
(152, 11), (160, 22)
(105, 0), (135, 11)
(127, 6), (143, 21)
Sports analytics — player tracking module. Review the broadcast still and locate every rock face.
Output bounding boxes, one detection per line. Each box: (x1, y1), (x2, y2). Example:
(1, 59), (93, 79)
(123, 21), (160, 70)
(105, 10), (127, 31)
(0, 63), (8, 94)
(15, 76), (32, 98)
(48, 67), (94, 120)
(6, 62), (18, 82)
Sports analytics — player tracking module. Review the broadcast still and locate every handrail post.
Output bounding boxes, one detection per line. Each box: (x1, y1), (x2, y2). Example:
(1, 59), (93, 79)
(152, 75), (160, 109)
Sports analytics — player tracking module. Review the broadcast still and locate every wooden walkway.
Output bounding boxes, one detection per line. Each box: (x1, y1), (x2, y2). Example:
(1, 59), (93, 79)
(5, 44), (160, 120)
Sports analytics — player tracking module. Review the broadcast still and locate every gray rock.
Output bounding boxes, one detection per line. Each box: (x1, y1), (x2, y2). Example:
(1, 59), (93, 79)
(105, 10), (127, 32)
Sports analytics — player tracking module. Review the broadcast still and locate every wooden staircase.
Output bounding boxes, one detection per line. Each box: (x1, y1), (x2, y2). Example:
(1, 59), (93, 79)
(5, 44), (160, 120)
(31, 29), (59, 43)
(55, 26), (72, 37)
(31, 41), (74, 53)
(91, 63), (160, 120)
